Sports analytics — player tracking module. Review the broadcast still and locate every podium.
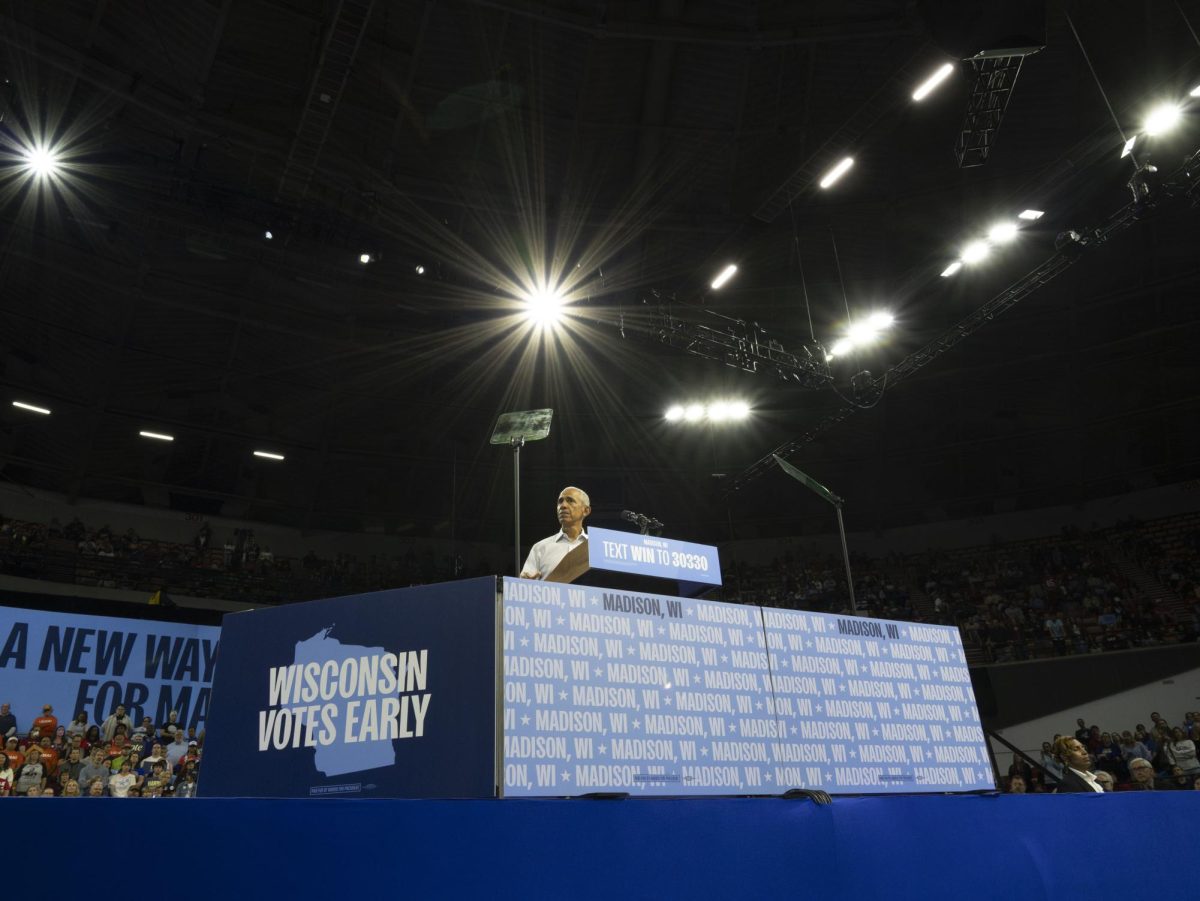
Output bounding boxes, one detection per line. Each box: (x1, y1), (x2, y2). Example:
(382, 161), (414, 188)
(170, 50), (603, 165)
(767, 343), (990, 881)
(543, 526), (721, 598)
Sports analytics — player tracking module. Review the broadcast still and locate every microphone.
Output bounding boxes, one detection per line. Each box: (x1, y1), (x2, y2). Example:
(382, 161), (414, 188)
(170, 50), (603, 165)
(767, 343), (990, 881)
(621, 510), (640, 524)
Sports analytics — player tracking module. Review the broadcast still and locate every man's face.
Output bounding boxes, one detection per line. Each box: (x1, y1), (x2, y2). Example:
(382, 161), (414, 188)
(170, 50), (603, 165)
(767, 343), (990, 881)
(1009, 777), (1026, 793)
(1131, 761), (1154, 784)
(116, 706), (125, 717)
(1094, 773), (1114, 791)
(91, 749), (104, 763)
(69, 749), (81, 762)
(1076, 718), (1085, 728)
(0, 704), (8, 715)
(1063, 739), (1090, 770)
(556, 488), (590, 531)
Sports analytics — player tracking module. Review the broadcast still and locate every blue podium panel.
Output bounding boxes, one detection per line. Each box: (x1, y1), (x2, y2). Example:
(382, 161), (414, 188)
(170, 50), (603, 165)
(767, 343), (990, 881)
(501, 579), (993, 796)
(0, 604), (219, 730)
(587, 526), (722, 585)
(199, 578), (497, 799)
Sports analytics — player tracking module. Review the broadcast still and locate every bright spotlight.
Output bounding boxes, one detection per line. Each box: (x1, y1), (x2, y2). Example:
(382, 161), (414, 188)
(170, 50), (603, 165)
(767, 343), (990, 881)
(941, 261), (963, 277)
(866, 311), (894, 330)
(710, 264), (738, 290)
(253, 450), (285, 461)
(665, 405), (684, 422)
(912, 62), (955, 102)
(1017, 209), (1044, 220)
(1144, 103), (1182, 135)
(523, 285), (566, 328)
(727, 400), (750, 421)
(414, 265), (425, 275)
(988, 222), (1019, 243)
(1191, 84), (1200, 98)
(12, 400), (51, 415)
(21, 145), (60, 178)
(827, 338), (853, 359)
(961, 240), (990, 264)
(358, 253), (373, 264)
(818, 157), (854, 189)
(684, 404), (705, 422)
(138, 431), (174, 442)
(708, 401), (730, 422)
(264, 230), (273, 240)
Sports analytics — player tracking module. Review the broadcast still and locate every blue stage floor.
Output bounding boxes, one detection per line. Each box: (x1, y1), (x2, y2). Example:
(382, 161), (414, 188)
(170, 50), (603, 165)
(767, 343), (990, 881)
(14, 793), (1195, 899)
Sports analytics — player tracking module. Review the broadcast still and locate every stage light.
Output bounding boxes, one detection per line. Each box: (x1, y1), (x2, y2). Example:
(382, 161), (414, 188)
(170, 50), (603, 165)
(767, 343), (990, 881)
(912, 62), (954, 102)
(358, 253), (373, 264)
(727, 400), (750, 420)
(941, 261), (963, 277)
(827, 337), (853, 360)
(1017, 209), (1044, 220)
(866, 311), (894, 330)
(1144, 102), (1181, 135)
(523, 285), (566, 327)
(21, 144), (60, 178)
(264, 230), (273, 240)
(1191, 84), (1200, 98)
(138, 431), (174, 442)
(708, 401), (731, 422)
(988, 222), (1019, 243)
(1121, 135), (1140, 159)
(818, 157), (854, 189)
(253, 450), (285, 460)
(414, 265), (425, 275)
(665, 405), (684, 422)
(961, 240), (990, 264)
(12, 400), (51, 415)
(710, 264), (738, 290)
(684, 404), (705, 422)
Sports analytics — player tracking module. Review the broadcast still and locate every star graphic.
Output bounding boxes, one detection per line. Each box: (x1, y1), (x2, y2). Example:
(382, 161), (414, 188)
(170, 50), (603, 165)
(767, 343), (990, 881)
(901, 629), (909, 638)
(561, 771), (571, 782)
(882, 647), (889, 655)
(520, 715), (530, 725)
(664, 695), (673, 706)
(755, 700), (763, 711)
(838, 683), (846, 693)
(872, 727), (879, 737)
(720, 653), (728, 663)
(806, 639), (813, 649)
(520, 637), (529, 647)
(657, 625), (665, 635)
(627, 644), (636, 656)
(557, 617), (565, 625)
(700, 747), (708, 756)
(849, 749), (857, 758)
(790, 725), (797, 735)
(558, 690), (567, 700)
(730, 723), (738, 733)
(633, 719), (641, 730)
(599, 745), (607, 755)
(824, 772), (832, 782)
(590, 597), (598, 606)
(765, 772), (773, 782)
(815, 705), (823, 713)
(914, 687), (922, 697)
(780, 658), (789, 669)
(594, 667), (601, 677)
(686, 607), (694, 616)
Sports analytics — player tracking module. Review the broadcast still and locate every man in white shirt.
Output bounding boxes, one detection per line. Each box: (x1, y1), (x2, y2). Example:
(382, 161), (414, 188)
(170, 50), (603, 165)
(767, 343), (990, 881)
(520, 487), (591, 580)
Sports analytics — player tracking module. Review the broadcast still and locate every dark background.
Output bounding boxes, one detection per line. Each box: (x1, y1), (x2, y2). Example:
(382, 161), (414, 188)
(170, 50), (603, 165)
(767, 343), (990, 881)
(1, 0), (1198, 555)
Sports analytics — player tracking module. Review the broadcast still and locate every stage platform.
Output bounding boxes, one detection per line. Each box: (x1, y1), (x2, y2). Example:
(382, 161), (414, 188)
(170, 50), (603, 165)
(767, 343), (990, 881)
(14, 793), (1195, 898)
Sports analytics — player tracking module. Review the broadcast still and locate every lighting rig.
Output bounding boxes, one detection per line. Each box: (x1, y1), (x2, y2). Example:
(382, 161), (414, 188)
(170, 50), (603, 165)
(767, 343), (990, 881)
(623, 292), (831, 389)
(727, 141), (1200, 495)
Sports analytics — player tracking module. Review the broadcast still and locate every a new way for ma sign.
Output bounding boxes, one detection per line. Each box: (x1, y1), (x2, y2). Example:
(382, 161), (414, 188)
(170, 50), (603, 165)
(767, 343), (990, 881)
(198, 578), (496, 799)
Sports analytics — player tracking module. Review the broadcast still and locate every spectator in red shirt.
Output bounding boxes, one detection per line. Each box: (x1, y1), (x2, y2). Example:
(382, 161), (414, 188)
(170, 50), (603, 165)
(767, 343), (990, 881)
(3, 737), (24, 772)
(32, 705), (57, 742)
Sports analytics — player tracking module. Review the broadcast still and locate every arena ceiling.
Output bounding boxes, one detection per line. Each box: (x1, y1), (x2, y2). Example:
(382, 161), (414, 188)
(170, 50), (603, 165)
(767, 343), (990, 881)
(1, 0), (1199, 549)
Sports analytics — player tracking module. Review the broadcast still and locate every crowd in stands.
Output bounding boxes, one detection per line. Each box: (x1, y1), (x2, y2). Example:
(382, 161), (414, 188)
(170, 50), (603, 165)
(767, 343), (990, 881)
(0, 701), (202, 798)
(1005, 708), (1200, 793)
(725, 513), (1200, 665)
(0, 513), (490, 605)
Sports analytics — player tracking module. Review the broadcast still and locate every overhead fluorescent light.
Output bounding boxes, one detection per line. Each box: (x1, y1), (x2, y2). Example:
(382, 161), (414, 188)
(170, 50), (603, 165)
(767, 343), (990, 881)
(818, 157), (854, 189)
(139, 431), (174, 442)
(912, 62), (955, 102)
(941, 261), (963, 277)
(253, 450), (285, 461)
(710, 264), (738, 290)
(12, 400), (51, 415)
(1017, 209), (1044, 220)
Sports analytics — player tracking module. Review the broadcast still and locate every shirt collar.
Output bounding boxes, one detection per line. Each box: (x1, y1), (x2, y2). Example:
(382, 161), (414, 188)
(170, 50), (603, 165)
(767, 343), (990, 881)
(1068, 766), (1104, 792)
(555, 529), (587, 544)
